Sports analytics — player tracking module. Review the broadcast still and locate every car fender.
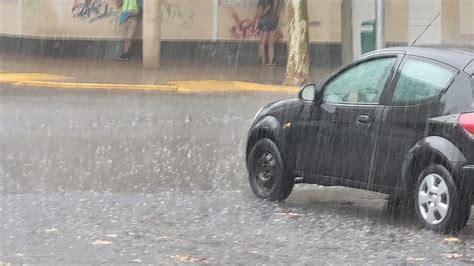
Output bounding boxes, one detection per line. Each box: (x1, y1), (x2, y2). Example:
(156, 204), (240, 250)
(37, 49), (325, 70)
(400, 136), (466, 192)
(246, 116), (281, 160)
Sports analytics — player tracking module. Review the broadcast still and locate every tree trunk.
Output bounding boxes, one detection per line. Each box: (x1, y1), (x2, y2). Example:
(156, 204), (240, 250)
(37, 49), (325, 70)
(283, 0), (310, 86)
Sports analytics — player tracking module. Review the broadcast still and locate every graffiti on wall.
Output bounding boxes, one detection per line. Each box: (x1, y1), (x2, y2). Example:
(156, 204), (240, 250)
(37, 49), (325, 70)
(228, 7), (257, 39)
(161, 2), (194, 28)
(72, 0), (119, 24)
(227, 7), (283, 40)
(71, 0), (193, 29)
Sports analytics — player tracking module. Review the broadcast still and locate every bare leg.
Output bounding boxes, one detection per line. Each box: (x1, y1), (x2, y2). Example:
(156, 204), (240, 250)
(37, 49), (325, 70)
(268, 31), (277, 65)
(123, 39), (132, 54)
(121, 17), (137, 57)
(258, 31), (269, 65)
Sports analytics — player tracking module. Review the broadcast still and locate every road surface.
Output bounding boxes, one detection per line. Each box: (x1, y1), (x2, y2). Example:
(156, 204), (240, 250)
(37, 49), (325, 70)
(1, 85), (473, 264)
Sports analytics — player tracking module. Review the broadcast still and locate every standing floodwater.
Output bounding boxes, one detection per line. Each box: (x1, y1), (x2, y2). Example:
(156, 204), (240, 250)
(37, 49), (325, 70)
(1, 81), (473, 264)
(1, 0), (473, 264)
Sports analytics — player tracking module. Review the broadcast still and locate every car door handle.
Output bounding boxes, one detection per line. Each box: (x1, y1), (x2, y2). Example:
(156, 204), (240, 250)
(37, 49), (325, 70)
(355, 115), (371, 128)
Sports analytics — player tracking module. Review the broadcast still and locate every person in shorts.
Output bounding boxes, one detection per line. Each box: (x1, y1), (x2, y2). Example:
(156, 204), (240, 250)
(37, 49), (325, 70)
(255, 0), (280, 66)
(117, 0), (142, 61)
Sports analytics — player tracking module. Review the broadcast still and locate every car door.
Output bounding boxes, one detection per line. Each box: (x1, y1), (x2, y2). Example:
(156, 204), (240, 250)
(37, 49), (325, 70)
(292, 56), (399, 185)
(373, 56), (458, 190)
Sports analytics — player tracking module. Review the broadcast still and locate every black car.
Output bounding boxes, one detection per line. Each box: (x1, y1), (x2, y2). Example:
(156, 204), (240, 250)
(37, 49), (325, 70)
(246, 47), (474, 233)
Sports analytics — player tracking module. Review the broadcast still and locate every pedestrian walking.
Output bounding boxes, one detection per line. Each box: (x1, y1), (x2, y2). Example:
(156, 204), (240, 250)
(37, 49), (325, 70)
(255, 0), (281, 66)
(117, 0), (143, 61)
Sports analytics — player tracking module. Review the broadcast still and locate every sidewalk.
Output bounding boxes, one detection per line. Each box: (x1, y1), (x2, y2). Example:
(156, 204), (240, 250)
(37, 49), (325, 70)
(0, 53), (332, 94)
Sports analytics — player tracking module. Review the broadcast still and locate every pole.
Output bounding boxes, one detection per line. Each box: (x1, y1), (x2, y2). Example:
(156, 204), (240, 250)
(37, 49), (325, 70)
(18, 0), (23, 36)
(212, 0), (219, 41)
(341, 0), (353, 64)
(375, 0), (385, 49)
(142, 0), (162, 69)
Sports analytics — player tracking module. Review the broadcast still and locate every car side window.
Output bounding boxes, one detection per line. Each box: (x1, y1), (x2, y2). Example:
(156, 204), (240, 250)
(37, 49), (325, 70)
(323, 57), (397, 104)
(392, 58), (456, 105)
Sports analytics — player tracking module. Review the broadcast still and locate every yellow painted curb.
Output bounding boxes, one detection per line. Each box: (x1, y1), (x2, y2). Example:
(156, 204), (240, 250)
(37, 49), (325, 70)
(1, 72), (299, 94)
(15, 81), (178, 92)
(0, 73), (72, 83)
(171, 80), (299, 94)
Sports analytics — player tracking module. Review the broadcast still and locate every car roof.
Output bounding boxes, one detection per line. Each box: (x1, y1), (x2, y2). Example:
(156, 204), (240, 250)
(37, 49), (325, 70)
(363, 46), (474, 71)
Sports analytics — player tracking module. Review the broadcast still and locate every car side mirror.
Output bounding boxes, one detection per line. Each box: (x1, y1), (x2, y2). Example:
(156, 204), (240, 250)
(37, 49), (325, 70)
(299, 83), (321, 101)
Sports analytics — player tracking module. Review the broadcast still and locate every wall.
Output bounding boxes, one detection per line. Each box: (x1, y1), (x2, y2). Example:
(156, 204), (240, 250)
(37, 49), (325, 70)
(0, 0), (22, 35)
(0, 0), (342, 43)
(2, 0), (207, 40)
(352, 0), (408, 58)
(161, 0), (213, 40)
(408, 0), (441, 45)
(217, 0), (341, 42)
(217, 3), (261, 40)
(459, 0), (474, 35)
(1, 0), (471, 62)
(21, 0), (122, 39)
(386, 0), (408, 43)
(442, 0), (474, 45)
(308, 0), (341, 43)
(350, 0), (474, 56)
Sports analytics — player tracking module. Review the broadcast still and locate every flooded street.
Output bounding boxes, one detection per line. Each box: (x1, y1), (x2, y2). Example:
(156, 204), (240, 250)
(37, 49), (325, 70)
(1, 86), (473, 264)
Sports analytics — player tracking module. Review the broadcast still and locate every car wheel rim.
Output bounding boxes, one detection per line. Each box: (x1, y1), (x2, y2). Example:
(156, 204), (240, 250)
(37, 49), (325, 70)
(418, 173), (450, 225)
(255, 152), (277, 192)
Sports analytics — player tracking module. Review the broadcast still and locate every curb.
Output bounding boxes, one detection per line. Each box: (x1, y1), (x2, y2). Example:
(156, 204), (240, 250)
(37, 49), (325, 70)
(14, 81), (179, 92)
(0, 72), (299, 94)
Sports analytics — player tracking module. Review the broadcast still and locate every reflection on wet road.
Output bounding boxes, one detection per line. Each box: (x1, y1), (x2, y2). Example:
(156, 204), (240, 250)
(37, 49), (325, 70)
(1, 86), (473, 264)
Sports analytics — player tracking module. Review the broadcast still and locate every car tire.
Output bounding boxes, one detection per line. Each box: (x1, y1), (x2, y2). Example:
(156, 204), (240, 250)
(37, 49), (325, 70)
(247, 138), (294, 201)
(414, 164), (471, 233)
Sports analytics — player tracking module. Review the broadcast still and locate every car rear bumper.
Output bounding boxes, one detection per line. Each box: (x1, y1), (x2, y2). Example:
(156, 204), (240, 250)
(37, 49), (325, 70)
(459, 165), (474, 194)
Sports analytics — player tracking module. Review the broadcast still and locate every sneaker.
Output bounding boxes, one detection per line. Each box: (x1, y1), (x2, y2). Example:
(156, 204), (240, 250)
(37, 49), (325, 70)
(118, 53), (130, 61)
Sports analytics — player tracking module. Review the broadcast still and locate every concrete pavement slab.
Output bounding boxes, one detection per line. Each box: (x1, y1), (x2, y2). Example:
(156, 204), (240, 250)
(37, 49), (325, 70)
(0, 53), (331, 90)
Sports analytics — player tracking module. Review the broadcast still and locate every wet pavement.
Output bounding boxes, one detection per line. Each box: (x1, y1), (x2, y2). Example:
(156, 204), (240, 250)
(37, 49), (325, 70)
(1, 85), (473, 264)
(0, 54), (332, 85)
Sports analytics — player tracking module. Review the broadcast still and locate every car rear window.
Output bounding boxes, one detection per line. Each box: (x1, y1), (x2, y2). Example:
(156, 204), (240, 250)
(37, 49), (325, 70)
(392, 58), (456, 105)
(465, 59), (474, 76)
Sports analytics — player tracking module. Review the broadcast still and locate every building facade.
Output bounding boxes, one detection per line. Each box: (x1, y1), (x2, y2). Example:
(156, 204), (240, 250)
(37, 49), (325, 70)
(0, 0), (472, 64)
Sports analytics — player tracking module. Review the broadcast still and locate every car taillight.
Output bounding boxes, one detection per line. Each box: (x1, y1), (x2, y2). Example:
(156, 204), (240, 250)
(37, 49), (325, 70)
(460, 112), (474, 135)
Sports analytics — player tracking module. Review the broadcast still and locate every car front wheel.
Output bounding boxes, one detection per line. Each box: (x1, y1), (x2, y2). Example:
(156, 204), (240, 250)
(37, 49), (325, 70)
(414, 164), (471, 233)
(247, 138), (294, 201)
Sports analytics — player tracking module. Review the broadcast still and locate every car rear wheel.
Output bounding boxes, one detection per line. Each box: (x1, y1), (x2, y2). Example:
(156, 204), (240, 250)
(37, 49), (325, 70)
(414, 164), (471, 233)
(247, 138), (294, 201)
